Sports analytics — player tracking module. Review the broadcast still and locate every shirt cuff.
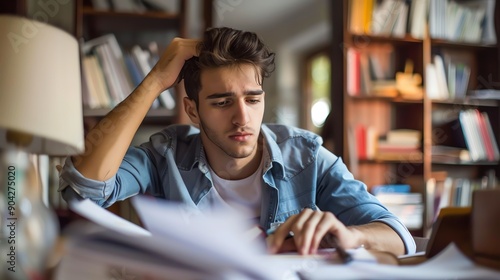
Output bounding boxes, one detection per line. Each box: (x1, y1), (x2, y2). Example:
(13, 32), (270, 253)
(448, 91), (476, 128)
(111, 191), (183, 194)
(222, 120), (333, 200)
(58, 156), (115, 202)
(375, 217), (417, 255)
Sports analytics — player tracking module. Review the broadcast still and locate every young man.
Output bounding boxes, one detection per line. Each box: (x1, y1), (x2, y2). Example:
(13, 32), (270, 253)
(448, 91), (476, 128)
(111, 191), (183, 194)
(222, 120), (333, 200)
(60, 27), (416, 256)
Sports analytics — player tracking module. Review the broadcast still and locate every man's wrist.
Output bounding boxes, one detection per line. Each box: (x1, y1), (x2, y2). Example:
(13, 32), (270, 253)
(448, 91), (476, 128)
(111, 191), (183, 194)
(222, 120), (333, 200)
(347, 225), (367, 249)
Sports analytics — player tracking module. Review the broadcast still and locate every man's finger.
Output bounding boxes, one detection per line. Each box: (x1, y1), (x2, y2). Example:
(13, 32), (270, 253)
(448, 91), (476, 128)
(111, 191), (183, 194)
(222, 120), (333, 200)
(293, 210), (323, 255)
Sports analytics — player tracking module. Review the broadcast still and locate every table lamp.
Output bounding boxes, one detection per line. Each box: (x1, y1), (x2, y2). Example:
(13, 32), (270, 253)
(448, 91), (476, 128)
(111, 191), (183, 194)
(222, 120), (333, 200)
(0, 15), (84, 278)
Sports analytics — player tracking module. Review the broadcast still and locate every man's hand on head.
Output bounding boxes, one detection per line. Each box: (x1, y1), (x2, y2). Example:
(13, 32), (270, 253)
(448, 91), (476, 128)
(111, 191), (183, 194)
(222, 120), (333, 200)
(148, 38), (200, 93)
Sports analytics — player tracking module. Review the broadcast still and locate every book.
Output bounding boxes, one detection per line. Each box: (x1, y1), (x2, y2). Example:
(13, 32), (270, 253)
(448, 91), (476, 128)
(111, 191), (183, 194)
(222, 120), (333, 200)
(374, 190), (424, 230)
(482, 0), (497, 44)
(94, 44), (123, 105)
(481, 112), (500, 161)
(430, 0), (491, 43)
(372, 184), (411, 195)
(459, 110), (483, 161)
(347, 48), (361, 96)
(81, 56), (102, 109)
(431, 145), (470, 163)
(475, 110), (496, 161)
(391, 0), (409, 37)
(386, 129), (421, 145)
(83, 34), (134, 106)
(426, 64), (442, 99)
(349, 0), (368, 34)
(375, 192), (422, 205)
(409, 0), (428, 39)
(356, 124), (367, 160)
(89, 55), (112, 108)
(434, 55), (450, 99)
(158, 89), (176, 110)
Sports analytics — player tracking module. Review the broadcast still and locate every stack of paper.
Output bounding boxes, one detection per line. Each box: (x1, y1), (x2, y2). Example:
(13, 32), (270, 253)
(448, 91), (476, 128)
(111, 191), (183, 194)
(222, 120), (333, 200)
(55, 196), (500, 279)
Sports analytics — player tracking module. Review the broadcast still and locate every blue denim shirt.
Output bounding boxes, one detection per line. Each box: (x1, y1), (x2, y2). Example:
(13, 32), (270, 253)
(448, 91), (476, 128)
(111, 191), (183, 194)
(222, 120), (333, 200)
(59, 124), (416, 254)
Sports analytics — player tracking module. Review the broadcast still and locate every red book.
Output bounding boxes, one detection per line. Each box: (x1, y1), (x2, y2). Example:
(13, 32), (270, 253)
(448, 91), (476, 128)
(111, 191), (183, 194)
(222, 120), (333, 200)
(347, 48), (360, 96)
(356, 124), (367, 160)
(475, 109), (495, 161)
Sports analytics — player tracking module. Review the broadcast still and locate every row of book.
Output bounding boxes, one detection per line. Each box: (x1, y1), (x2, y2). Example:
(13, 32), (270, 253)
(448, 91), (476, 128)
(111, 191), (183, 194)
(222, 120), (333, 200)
(353, 109), (499, 163)
(371, 184), (424, 230)
(458, 109), (499, 162)
(346, 45), (398, 98)
(349, 0), (415, 38)
(81, 34), (176, 111)
(347, 46), (476, 101)
(425, 170), (498, 232)
(370, 171), (499, 232)
(429, 0), (497, 44)
(426, 51), (471, 100)
(352, 126), (422, 162)
(349, 0), (497, 44)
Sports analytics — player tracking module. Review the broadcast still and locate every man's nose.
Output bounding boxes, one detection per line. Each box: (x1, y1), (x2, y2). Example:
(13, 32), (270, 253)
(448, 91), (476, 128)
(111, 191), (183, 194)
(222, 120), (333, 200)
(232, 100), (250, 127)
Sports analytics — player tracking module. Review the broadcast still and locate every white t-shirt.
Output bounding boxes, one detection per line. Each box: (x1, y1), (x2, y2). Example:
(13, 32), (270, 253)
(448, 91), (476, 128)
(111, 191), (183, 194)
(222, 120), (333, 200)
(197, 148), (267, 220)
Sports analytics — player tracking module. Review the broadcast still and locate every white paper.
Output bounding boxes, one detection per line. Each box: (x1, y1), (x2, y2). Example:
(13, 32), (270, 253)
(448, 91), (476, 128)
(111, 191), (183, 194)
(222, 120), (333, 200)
(69, 198), (151, 236)
(130, 195), (279, 279)
(299, 243), (500, 279)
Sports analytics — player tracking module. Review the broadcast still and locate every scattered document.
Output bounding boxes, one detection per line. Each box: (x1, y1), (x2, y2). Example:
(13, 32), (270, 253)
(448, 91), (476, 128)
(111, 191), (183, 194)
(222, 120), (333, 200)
(61, 197), (500, 279)
(59, 196), (280, 279)
(68, 198), (150, 236)
(298, 243), (500, 279)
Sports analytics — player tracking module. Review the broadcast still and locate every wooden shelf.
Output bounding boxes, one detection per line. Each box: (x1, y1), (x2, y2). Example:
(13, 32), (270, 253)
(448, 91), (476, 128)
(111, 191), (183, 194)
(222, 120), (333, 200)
(83, 107), (177, 118)
(82, 7), (180, 19)
(348, 95), (424, 104)
(431, 98), (499, 107)
(360, 158), (424, 164)
(430, 38), (497, 49)
(432, 160), (500, 166)
(349, 33), (423, 44)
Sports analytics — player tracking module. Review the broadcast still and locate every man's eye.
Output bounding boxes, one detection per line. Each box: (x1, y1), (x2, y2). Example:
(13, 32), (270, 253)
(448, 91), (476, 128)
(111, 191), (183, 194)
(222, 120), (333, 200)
(247, 99), (260, 104)
(213, 100), (230, 107)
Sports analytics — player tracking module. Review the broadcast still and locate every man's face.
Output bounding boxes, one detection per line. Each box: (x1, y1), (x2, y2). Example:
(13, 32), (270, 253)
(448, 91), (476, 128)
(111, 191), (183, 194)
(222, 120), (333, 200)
(190, 64), (265, 161)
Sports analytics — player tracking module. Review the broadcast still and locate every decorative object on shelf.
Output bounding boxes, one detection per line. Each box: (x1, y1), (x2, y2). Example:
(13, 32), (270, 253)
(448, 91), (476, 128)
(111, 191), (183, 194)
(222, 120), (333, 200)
(0, 15), (84, 278)
(396, 60), (423, 100)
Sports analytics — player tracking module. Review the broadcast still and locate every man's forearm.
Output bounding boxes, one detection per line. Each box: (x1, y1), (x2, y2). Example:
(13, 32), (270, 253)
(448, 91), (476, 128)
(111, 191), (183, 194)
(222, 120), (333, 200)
(348, 222), (405, 256)
(70, 38), (200, 182)
(72, 74), (163, 181)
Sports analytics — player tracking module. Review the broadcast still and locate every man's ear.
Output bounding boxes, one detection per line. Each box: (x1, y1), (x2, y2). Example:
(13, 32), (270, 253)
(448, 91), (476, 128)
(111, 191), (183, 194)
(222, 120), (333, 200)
(183, 97), (199, 124)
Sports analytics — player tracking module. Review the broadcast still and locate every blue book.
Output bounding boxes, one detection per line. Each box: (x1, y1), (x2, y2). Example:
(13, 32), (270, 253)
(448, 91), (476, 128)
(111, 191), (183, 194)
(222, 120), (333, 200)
(371, 184), (410, 195)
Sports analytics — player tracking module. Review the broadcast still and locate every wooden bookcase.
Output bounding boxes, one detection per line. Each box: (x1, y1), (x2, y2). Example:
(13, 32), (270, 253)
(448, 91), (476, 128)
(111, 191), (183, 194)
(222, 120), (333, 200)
(337, 0), (500, 236)
(75, 0), (188, 126)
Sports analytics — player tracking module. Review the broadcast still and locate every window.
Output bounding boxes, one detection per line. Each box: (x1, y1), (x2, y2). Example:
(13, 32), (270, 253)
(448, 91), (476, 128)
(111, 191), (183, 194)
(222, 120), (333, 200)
(304, 49), (331, 134)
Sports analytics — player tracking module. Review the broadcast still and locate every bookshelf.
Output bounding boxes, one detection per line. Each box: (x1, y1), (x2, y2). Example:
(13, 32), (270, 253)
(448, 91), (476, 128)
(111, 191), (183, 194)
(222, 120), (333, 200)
(75, 0), (188, 123)
(73, 0), (212, 218)
(339, 0), (500, 236)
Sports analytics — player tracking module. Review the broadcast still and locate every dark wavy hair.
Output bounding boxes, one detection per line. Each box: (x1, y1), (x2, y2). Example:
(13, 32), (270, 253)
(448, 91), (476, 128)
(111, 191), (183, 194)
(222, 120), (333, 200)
(182, 27), (275, 105)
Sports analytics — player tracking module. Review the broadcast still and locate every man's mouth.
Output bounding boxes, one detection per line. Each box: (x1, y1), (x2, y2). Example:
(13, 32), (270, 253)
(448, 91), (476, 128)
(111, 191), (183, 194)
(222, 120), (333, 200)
(229, 132), (252, 142)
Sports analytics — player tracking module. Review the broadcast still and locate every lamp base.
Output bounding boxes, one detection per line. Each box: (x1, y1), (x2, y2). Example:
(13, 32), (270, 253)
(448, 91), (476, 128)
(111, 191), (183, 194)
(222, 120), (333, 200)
(0, 148), (59, 279)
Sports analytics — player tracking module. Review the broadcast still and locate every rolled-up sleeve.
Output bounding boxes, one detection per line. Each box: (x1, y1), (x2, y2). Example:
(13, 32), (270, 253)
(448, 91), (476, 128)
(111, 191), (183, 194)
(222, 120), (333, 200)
(317, 151), (416, 255)
(58, 146), (159, 208)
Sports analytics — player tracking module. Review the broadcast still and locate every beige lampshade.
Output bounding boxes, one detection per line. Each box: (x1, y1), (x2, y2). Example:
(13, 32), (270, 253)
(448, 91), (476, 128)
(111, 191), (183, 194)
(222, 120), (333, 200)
(0, 15), (84, 155)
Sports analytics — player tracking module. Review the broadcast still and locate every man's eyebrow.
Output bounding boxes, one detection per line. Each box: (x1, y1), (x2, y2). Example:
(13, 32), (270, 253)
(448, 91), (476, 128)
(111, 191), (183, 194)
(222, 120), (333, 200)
(206, 90), (264, 99)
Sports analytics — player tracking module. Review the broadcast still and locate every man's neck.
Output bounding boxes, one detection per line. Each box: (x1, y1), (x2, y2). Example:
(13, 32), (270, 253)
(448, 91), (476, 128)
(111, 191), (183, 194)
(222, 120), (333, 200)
(205, 133), (264, 180)
(210, 146), (263, 180)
